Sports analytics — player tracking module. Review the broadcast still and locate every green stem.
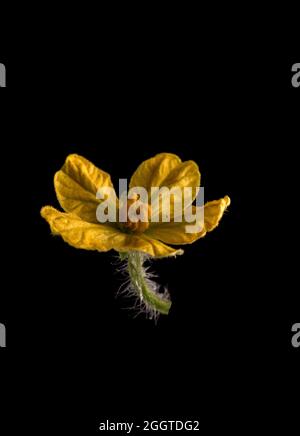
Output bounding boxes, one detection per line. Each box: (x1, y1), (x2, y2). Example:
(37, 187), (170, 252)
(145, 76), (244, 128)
(125, 252), (171, 316)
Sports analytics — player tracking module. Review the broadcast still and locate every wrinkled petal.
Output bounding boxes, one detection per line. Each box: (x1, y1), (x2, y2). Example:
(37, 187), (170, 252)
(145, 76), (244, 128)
(130, 153), (200, 221)
(54, 154), (116, 223)
(41, 206), (183, 258)
(130, 153), (181, 192)
(115, 234), (183, 258)
(41, 206), (123, 252)
(130, 152), (200, 194)
(203, 196), (231, 231)
(145, 196), (230, 245)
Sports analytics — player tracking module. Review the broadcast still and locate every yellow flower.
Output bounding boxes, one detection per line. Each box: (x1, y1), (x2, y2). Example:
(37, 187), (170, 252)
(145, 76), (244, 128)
(41, 153), (230, 258)
(41, 152), (230, 317)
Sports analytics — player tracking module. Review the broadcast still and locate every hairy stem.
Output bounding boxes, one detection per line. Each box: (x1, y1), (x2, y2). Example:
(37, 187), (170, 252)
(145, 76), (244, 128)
(125, 252), (171, 316)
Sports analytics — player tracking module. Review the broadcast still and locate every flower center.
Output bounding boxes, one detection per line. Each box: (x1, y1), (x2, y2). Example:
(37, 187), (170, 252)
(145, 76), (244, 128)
(118, 196), (151, 233)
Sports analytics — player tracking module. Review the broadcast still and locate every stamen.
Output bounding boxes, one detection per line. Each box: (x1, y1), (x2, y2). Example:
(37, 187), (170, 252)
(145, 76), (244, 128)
(118, 198), (151, 233)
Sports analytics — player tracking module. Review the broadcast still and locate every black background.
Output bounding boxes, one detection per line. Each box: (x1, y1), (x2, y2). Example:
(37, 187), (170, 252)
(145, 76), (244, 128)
(0, 21), (299, 434)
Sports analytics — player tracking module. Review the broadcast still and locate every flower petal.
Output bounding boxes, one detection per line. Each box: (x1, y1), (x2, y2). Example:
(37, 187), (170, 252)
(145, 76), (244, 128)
(129, 152), (200, 193)
(203, 195), (231, 231)
(145, 196), (230, 245)
(129, 153), (181, 192)
(115, 234), (184, 258)
(130, 153), (200, 222)
(41, 206), (123, 252)
(54, 154), (116, 223)
(41, 206), (182, 258)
